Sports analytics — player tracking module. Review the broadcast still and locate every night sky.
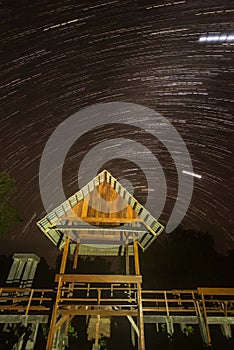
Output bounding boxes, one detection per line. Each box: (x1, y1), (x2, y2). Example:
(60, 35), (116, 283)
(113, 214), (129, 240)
(0, 0), (233, 266)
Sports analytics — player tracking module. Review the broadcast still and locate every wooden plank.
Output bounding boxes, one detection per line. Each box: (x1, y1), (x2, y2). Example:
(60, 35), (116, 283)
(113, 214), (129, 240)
(81, 195), (90, 218)
(57, 217), (142, 224)
(198, 288), (234, 296)
(58, 309), (138, 316)
(0, 306), (51, 311)
(55, 274), (142, 284)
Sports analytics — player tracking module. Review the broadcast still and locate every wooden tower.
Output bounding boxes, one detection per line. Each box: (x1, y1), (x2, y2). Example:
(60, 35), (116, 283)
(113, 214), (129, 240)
(37, 170), (164, 350)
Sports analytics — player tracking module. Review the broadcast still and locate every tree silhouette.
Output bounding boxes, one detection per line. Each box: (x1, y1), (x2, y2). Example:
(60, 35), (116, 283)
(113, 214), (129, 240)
(0, 171), (20, 235)
(141, 227), (231, 289)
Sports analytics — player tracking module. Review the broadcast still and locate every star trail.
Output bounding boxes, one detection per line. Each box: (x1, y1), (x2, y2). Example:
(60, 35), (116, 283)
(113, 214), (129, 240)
(0, 0), (233, 264)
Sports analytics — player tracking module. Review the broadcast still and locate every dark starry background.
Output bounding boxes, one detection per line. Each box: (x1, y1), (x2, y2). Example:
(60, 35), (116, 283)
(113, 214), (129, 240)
(0, 0), (233, 266)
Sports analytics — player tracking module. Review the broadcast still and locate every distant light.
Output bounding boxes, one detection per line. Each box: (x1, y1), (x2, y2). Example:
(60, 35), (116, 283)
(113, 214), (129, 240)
(182, 170), (202, 179)
(199, 33), (234, 43)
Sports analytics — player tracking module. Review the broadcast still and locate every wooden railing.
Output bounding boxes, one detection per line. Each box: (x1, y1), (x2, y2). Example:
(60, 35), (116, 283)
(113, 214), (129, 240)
(142, 288), (234, 317)
(0, 282), (233, 318)
(54, 274), (142, 316)
(0, 288), (53, 314)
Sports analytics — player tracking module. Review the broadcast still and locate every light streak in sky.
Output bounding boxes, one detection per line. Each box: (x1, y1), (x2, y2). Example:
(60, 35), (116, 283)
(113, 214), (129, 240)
(199, 33), (234, 43)
(182, 170), (202, 179)
(0, 0), (233, 253)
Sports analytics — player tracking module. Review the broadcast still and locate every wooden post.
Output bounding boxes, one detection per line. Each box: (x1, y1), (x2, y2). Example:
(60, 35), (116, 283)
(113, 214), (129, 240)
(125, 243), (130, 275)
(47, 238), (69, 350)
(137, 282), (145, 350)
(94, 288), (101, 347)
(73, 242), (80, 269)
(60, 237), (70, 274)
(46, 276), (63, 350)
(25, 289), (34, 315)
(131, 323), (136, 346)
(201, 291), (212, 346)
(94, 315), (100, 347)
(164, 291), (170, 317)
(134, 241), (140, 275)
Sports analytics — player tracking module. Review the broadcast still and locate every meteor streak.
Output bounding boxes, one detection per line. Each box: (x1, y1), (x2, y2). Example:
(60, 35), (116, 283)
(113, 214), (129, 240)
(182, 170), (202, 179)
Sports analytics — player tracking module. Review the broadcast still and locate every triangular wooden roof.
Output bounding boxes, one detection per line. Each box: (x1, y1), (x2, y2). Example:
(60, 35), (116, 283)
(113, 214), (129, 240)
(37, 170), (164, 256)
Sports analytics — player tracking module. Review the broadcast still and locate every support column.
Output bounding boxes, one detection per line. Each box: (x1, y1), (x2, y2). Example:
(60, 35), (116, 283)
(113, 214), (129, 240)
(137, 282), (145, 350)
(60, 237), (70, 274)
(166, 317), (174, 336)
(134, 241), (140, 275)
(52, 321), (67, 350)
(73, 242), (80, 269)
(19, 323), (39, 350)
(46, 239), (70, 350)
(220, 323), (232, 339)
(46, 302), (59, 349)
(200, 292), (212, 346)
(125, 243), (130, 275)
(180, 323), (187, 334)
(131, 323), (136, 346)
(28, 322), (40, 350)
(94, 315), (100, 348)
(198, 317), (210, 346)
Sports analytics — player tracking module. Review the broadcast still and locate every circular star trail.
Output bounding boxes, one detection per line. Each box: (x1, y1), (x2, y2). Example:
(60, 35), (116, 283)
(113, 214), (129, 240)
(0, 0), (233, 264)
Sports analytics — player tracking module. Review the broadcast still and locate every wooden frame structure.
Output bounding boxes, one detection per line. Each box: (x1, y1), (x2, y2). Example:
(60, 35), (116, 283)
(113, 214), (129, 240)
(37, 170), (164, 349)
(37, 170), (164, 255)
(45, 237), (146, 350)
(0, 285), (233, 348)
(0, 172), (233, 348)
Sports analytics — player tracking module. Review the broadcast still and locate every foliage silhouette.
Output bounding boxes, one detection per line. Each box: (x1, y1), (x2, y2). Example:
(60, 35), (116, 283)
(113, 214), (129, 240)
(0, 171), (21, 235)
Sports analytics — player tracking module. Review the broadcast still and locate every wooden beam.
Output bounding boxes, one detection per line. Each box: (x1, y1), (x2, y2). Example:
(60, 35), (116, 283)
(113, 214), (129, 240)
(46, 275), (63, 350)
(46, 304), (58, 350)
(55, 274), (142, 284)
(141, 220), (161, 237)
(73, 243), (80, 269)
(127, 316), (139, 337)
(58, 309), (138, 317)
(95, 315), (100, 346)
(200, 291), (212, 345)
(137, 283), (145, 350)
(133, 241), (140, 275)
(125, 244), (130, 275)
(81, 195), (90, 217)
(59, 237), (70, 274)
(25, 289), (34, 315)
(54, 226), (145, 233)
(54, 315), (70, 334)
(198, 288), (234, 296)
(55, 217), (142, 224)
